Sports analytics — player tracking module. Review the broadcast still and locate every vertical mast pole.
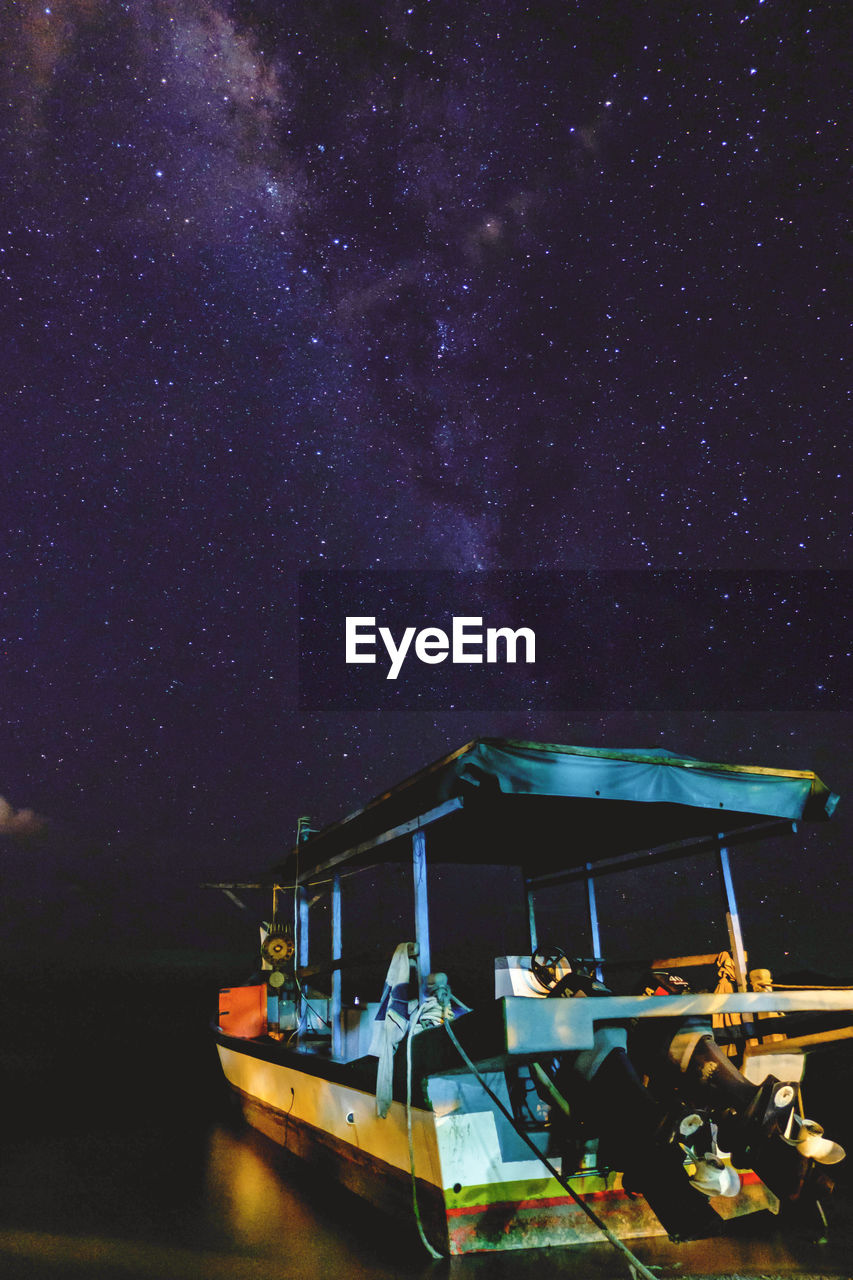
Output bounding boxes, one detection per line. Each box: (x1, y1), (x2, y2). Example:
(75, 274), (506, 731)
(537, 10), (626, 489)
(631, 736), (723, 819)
(297, 885), (309, 1031)
(331, 873), (342, 1056)
(526, 880), (538, 953)
(297, 887), (309, 969)
(585, 863), (603, 982)
(412, 829), (431, 1000)
(718, 837), (748, 992)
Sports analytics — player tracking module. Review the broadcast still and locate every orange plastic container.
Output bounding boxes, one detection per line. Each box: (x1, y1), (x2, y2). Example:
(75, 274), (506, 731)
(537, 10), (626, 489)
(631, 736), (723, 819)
(218, 985), (266, 1038)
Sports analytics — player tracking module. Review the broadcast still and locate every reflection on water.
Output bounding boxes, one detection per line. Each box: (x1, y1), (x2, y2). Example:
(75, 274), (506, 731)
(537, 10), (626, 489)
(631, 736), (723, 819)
(206, 1126), (280, 1248)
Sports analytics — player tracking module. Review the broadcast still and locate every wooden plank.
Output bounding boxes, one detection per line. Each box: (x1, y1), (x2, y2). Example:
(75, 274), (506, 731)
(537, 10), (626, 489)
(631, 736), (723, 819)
(652, 953), (720, 968)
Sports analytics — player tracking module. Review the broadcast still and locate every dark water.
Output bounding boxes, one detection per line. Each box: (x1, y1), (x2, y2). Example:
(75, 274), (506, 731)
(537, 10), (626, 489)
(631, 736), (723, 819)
(1, 962), (851, 1279)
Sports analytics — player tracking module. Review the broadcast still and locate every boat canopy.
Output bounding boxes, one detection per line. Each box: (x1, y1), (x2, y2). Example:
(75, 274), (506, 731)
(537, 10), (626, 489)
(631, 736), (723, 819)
(274, 739), (838, 887)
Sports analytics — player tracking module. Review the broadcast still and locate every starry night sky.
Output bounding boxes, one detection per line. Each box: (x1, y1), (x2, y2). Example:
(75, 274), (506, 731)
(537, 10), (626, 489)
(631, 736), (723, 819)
(1, 2), (850, 974)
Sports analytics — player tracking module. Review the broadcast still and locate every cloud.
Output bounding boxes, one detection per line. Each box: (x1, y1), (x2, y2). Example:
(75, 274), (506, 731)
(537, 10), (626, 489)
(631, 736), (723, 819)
(0, 796), (47, 840)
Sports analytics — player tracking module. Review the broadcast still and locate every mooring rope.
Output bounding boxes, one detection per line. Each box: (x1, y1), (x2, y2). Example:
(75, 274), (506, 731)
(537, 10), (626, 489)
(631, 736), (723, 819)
(406, 1006), (444, 1259)
(443, 1020), (659, 1280)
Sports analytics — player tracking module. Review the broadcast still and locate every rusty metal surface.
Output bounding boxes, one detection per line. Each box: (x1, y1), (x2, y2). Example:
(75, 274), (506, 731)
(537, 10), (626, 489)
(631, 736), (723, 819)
(491, 1183), (853, 1279)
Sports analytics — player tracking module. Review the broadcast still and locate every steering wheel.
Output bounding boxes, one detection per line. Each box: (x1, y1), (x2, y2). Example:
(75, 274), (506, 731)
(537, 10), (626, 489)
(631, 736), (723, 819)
(531, 948), (610, 997)
(530, 947), (571, 993)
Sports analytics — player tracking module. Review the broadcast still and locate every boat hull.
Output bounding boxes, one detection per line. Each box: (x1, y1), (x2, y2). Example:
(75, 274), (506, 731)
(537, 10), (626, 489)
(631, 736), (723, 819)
(215, 1033), (773, 1254)
(216, 1039), (446, 1238)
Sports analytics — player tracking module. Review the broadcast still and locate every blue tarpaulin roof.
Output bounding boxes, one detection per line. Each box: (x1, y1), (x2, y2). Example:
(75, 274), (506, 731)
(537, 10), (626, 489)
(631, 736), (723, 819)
(454, 740), (837, 820)
(279, 739), (838, 883)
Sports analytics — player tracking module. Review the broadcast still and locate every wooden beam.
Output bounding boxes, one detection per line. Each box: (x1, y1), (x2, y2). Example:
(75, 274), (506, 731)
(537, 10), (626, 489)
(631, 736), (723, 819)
(529, 819), (795, 888)
(744, 1025), (853, 1055)
(652, 952), (721, 968)
(295, 797), (464, 884)
(297, 942), (419, 982)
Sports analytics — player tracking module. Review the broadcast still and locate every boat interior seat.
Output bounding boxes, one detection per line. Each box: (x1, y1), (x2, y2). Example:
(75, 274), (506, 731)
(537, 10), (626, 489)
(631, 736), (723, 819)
(339, 1001), (382, 1061)
(495, 955), (549, 998)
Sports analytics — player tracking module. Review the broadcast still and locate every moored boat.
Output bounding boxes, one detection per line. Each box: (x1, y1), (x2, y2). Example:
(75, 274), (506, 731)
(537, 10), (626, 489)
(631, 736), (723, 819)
(210, 739), (852, 1256)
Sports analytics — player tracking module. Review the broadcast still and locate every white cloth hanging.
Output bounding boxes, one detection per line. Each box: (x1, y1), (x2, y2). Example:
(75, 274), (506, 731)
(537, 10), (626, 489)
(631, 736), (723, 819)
(370, 942), (416, 1117)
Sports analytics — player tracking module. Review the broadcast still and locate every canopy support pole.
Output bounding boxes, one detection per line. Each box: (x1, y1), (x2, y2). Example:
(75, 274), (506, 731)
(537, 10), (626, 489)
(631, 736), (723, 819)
(585, 863), (603, 982)
(331, 873), (342, 1056)
(413, 830), (431, 999)
(297, 886), (309, 1029)
(526, 881), (538, 953)
(718, 838), (748, 992)
(298, 887), (309, 969)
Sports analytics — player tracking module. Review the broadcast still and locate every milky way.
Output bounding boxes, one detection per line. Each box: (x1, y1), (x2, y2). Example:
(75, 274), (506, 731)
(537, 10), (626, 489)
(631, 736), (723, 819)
(0, 2), (850, 967)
